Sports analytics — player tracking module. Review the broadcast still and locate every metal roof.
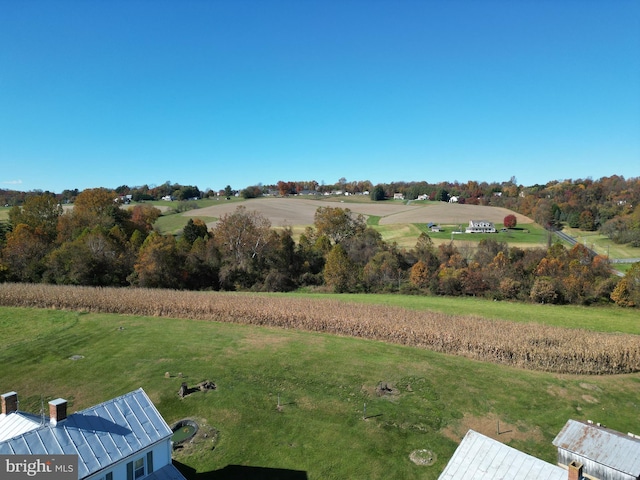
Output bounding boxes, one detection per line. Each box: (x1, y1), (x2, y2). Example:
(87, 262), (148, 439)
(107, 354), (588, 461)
(438, 430), (567, 480)
(552, 419), (640, 476)
(0, 388), (173, 479)
(0, 411), (42, 442)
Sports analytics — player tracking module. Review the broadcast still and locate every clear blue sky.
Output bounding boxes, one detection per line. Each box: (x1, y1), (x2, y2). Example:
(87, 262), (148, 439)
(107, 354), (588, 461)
(1, 0), (639, 193)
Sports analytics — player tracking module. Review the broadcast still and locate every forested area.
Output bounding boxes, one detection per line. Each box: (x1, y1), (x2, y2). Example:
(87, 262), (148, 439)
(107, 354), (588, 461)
(0, 176), (639, 308)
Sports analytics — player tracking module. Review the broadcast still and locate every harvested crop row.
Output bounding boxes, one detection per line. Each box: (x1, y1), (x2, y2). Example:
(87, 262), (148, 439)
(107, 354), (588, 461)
(1, 282), (638, 375)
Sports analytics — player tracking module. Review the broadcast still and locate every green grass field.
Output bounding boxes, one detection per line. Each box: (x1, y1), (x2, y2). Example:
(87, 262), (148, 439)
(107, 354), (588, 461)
(1, 302), (639, 480)
(562, 226), (640, 259)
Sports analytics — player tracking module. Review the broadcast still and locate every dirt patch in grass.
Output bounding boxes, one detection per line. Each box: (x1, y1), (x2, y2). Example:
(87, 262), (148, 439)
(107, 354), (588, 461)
(546, 385), (570, 398)
(581, 394), (600, 404)
(579, 382), (601, 392)
(442, 412), (543, 444)
(239, 332), (294, 351)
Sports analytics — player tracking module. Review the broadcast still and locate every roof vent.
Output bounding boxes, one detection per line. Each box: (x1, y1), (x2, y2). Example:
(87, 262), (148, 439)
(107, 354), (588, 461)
(48, 398), (67, 425)
(1, 391), (18, 415)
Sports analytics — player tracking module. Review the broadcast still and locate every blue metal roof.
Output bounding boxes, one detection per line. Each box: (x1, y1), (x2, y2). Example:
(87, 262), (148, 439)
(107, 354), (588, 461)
(0, 388), (173, 479)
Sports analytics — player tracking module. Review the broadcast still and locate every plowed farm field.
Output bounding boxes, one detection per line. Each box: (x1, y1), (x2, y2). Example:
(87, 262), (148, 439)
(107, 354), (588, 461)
(192, 197), (533, 228)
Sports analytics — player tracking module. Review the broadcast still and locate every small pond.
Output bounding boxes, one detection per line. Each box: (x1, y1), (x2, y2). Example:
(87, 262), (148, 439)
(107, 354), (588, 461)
(171, 419), (199, 446)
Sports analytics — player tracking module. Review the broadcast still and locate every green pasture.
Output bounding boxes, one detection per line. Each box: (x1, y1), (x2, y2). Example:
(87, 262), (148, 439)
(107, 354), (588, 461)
(0, 207), (9, 221)
(562, 226), (640, 259)
(154, 213), (218, 235)
(418, 223), (550, 247)
(1, 304), (639, 480)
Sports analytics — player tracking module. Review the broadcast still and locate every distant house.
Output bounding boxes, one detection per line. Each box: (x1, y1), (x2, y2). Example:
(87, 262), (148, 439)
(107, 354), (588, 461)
(417, 194), (429, 201)
(553, 419), (640, 480)
(393, 193), (404, 200)
(465, 220), (496, 233)
(161, 195), (174, 201)
(0, 388), (186, 480)
(438, 430), (567, 480)
(448, 196), (458, 203)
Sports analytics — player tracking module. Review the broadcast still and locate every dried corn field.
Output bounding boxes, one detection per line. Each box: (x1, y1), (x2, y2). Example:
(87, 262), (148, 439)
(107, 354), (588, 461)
(1, 282), (639, 375)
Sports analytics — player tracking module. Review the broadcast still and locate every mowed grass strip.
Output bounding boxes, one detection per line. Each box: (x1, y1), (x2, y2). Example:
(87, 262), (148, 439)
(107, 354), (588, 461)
(1, 306), (639, 480)
(1, 283), (639, 374)
(292, 292), (640, 335)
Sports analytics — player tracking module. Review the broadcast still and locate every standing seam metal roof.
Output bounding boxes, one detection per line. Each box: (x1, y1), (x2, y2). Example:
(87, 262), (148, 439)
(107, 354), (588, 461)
(0, 388), (173, 479)
(438, 430), (567, 480)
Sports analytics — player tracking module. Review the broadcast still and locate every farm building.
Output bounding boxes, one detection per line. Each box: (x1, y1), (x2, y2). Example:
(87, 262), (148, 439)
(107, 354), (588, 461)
(438, 430), (568, 480)
(393, 193), (405, 200)
(440, 421), (640, 480)
(0, 388), (185, 480)
(552, 419), (640, 480)
(465, 220), (496, 233)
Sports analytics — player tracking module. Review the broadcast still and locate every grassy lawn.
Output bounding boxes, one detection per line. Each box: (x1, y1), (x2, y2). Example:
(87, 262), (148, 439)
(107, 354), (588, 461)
(1, 305), (639, 480)
(374, 223), (425, 248)
(562, 226), (640, 259)
(0, 207), (9, 221)
(419, 223), (550, 248)
(154, 212), (218, 235)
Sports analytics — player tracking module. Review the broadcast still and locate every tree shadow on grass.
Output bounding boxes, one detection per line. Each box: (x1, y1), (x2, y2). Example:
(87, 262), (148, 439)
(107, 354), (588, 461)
(174, 461), (308, 480)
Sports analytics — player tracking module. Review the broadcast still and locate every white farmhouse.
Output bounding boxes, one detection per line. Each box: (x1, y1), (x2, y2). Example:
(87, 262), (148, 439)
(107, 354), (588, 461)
(0, 388), (185, 480)
(465, 220), (496, 233)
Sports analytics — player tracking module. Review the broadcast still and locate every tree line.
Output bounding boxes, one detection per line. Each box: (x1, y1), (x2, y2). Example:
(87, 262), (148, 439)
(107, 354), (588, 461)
(0, 188), (638, 307)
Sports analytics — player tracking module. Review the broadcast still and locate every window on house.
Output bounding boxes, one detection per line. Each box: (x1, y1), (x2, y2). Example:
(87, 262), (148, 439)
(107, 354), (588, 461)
(134, 457), (145, 479)
(127, 452), (153, 480)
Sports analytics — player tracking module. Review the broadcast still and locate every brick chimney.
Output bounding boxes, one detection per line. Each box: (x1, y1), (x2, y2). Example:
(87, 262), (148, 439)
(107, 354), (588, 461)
(568, 460), (583, 480)
(48, 398), (67, 425)
(1, 391), (18, 415)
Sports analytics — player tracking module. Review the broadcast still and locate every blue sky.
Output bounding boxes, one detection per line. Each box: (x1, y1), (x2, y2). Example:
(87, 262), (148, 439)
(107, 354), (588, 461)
(1, 0), (639, 193)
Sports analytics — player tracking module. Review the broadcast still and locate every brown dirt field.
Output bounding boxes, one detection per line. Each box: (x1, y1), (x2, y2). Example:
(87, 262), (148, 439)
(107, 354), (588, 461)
(442, 412), (543, 444)
(191, 198), (532, 228)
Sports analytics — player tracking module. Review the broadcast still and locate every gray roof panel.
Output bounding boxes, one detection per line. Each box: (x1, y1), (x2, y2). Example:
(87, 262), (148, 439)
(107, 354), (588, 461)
(438, 430), (567, 480)
(552, 419), (640, 476)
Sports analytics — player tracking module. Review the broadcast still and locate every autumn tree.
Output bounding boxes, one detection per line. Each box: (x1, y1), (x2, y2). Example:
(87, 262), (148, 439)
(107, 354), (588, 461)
(323, 243), (358, 293)
(132, 232), (182, 288)
(1, 224), (51, 282)
(503, 214), (517, 229)
(313, 207), (366, 244)
(213, 206), (272, 289)
(8, 193), (63, 241)
(530, 277), (561, 304)
(44, 227), (132, 286)
(59, 188), (128, 241)
(128, 204), (161, 236)
(362, 251), (401, 292)
(611, 262), (640, 307)
(409, 260), (430, 289)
